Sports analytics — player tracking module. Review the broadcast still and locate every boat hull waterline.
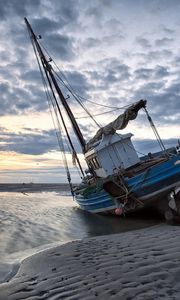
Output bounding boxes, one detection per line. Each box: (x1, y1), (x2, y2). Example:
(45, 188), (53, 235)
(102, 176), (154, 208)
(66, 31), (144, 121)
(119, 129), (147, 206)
(75, 154), (180, 216)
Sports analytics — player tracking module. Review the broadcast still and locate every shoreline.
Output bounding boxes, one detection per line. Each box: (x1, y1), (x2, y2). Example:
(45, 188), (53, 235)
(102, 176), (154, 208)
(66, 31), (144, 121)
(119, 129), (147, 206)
(1, 224), (180, 299)
(0, 240), (72, 285)
(0, 263), (20, 285)
(0, 183), (71, 193)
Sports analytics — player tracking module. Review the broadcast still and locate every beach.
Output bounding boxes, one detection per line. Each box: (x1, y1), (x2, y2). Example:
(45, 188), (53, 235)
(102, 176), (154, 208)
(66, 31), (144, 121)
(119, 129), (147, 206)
(0, 187), (161, 298)
(0, 223), (180, 299)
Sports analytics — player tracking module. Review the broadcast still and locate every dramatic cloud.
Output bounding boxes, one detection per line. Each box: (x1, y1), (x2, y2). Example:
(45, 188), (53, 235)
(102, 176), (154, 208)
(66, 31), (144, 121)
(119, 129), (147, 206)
(0, 0), (179, 182)
(0, 129), (58, 155)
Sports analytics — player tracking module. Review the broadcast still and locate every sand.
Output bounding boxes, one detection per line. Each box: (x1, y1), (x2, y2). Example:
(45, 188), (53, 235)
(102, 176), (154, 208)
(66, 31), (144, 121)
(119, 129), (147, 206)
(0, 224), (180, 299)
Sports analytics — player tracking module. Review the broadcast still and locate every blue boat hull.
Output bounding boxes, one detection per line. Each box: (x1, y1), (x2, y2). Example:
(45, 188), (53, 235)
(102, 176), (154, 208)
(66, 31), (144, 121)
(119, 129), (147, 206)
(75, 154), (180, 214)
(75, 190), (116, 213)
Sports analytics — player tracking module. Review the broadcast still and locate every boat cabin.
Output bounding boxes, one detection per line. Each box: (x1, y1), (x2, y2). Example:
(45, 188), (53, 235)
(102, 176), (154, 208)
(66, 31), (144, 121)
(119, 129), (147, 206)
(85, 133), (140, 178)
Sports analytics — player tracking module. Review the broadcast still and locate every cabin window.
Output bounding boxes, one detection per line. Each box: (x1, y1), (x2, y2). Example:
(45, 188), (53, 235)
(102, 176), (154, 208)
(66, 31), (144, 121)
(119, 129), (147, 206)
(91, 157), (100, 169)
(94, 157), (101, 168)
(92, 159), (98, 169)
(88, 161), (94, 170)
(91, 159), (96, 169)
(87, 156), (101, 170)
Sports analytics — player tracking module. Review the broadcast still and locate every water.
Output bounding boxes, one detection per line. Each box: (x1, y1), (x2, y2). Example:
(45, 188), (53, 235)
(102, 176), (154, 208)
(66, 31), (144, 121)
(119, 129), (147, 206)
(0, 185), (160, 282)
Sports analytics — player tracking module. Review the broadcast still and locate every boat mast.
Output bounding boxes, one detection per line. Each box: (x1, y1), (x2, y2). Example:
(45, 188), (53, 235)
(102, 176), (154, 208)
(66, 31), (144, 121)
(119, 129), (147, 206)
(24, 18), (86, 154)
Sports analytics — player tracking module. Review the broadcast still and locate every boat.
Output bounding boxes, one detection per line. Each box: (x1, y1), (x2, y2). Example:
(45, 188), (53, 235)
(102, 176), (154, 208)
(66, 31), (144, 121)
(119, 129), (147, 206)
(25, 18), (180, 224)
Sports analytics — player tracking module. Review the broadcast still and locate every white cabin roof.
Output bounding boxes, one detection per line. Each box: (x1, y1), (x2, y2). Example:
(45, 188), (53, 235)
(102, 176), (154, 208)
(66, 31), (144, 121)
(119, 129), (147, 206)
(85, 133), (133, 158)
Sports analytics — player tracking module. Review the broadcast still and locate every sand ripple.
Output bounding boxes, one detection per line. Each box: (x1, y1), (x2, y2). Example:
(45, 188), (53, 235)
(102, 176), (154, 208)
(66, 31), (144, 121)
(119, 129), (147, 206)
(0, 224), (180, 299)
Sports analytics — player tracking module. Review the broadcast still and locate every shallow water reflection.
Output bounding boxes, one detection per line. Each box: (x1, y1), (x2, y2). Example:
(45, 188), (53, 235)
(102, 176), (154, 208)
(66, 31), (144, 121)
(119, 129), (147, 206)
(0, 190), (160, 266)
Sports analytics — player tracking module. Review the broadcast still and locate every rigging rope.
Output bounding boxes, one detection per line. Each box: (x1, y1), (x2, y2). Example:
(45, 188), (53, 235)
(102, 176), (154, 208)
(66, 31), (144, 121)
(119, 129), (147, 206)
(29, 36), (79, 193)
(33, 42), (74, 185)
(44, 66), (85, 177)
(54, 71), (101, 128)
(143, 107), (168, 155)
(75, 107), (124, 119)
(76, 94), (131, 109)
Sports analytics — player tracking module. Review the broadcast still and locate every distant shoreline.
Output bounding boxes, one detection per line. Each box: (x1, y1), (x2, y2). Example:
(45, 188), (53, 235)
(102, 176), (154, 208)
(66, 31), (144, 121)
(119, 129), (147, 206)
(0, 183), (72, 193)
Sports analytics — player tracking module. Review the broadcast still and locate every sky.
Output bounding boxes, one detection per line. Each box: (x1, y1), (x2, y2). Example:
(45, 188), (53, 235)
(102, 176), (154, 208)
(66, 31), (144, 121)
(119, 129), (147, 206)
(0, 0), (179, 183)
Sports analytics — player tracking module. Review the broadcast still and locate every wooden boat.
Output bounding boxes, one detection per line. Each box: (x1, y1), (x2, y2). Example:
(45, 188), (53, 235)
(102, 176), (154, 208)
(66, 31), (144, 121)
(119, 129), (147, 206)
(25, 18), (180, 223)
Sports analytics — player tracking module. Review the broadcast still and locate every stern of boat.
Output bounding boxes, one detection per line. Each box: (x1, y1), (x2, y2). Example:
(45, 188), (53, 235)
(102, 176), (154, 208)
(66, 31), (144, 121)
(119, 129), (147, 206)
(164, 187), (180, 224)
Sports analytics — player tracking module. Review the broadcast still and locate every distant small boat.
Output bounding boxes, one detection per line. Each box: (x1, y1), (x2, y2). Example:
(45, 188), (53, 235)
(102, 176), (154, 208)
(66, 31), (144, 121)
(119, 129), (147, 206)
(25, 18), (180, 224)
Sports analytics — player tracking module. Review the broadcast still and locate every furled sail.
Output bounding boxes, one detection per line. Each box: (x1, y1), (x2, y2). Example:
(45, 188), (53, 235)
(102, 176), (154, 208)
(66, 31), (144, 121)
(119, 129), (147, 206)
(86, 99), (146, 150)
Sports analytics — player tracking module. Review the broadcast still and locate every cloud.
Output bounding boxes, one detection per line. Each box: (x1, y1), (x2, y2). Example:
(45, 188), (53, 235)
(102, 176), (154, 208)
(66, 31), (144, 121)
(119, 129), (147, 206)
(31, 17), (60, 34)
(132, 80), (180, 126)
(83, 37), (100, 49)
(0, 129), (58, 155)
(0, 0), (79, 24)
(162, 26), (175, 35)
(154, 65), (169, 78)
(134, 65), (169, 80)
(22, 70), (42, 84)
(87, 58), (130, 92)
(136, 37), (151, 49)
(139, 49), (173, 62)
(51, 0), (79, 25)
(0, 80), (49, 116)
(0, 0), (26, 19)
(134, 68), (153, 80)
(155, 37), (174, 47)
(85, 5), (103, 20)
(133, 138), (179, 156)
(0, 125), (86, 156)
(60, 70), (93, 99)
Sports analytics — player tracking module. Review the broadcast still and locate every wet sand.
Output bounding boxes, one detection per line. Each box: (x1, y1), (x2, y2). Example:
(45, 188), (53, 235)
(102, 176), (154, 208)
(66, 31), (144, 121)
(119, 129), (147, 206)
(0, 224), (180, 299)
